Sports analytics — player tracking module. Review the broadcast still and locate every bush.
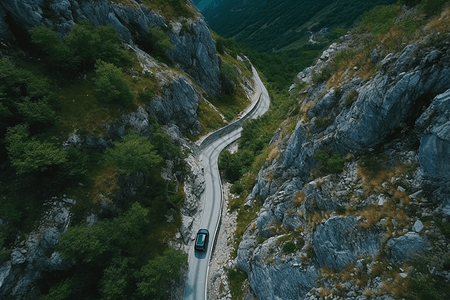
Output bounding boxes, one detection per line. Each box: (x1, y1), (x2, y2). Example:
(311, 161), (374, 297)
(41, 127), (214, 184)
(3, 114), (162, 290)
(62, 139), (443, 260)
(345, 90), (359, 107)
(359, 5), (402, 34)
(95, 60), (134, 104)
(315, 116), (332, 129)
(336, 206), (346, 215)
(282, 241), (296, 254)
(313, 149), (344, 174)
(103, 129), (162, 175)
(5, 124), (67, 174)
(420, 0), (448, 15)
(219, 149), (254, 182)
(32, 21), (130, 73)
(220, 61), (239, 95)
(231, 181), (245, 195)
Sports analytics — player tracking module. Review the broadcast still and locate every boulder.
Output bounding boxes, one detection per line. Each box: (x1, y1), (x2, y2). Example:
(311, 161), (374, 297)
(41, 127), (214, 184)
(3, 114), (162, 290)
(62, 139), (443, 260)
(416, 89), (450, 182)
(386, 232), (429, 263)
(249, 263), (318, 300)
(313, 216), (381, 271)
(148, 76), (202, 135)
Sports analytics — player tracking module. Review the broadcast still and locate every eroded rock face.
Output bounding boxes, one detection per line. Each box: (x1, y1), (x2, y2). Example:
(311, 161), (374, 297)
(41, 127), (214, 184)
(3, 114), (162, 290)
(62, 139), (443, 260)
(386, 232), (429, 263)
(313, 216), (381, 271)
(168, 18), (221, 97)
(149, 76), (203, 135)
(0, 0), (221, 98)
(331, 45), (450, 153)
(0, 198), (74, 299)
(416, 89), (450, 182)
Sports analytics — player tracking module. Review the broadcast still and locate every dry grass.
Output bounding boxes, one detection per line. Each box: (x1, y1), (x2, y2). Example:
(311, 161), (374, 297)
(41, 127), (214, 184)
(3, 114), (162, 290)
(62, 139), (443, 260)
(380, 273), (412, 298)
(320, 267), (336, 279)
(393, 189), (410, 206)
(319, 287), (332, 297)
(357, 202), (408, 229)
(425, 7), (450, 31)
(293, 191), (307, 206)
(267, 146), (281, 162)
(315, 179), (325, 189)
(89, 163), (120, 203)
(300, 101), (314, 123)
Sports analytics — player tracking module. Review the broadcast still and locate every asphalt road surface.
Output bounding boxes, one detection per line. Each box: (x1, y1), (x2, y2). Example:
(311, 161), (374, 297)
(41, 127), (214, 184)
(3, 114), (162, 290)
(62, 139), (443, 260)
(183, 67), (270, 300)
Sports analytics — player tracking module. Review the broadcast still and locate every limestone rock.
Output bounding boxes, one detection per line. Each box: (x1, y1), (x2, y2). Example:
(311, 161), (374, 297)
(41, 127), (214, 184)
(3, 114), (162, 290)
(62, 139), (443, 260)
(386, 232), (429, 263)
(313, 216), (381, 271)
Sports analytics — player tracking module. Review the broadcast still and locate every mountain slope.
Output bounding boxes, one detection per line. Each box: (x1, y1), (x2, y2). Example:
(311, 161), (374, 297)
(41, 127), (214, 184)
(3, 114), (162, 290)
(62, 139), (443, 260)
(203, 0), (397, 53)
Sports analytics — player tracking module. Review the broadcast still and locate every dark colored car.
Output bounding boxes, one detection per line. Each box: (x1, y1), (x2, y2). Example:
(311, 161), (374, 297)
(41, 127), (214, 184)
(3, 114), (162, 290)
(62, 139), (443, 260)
(195, 229), (209, 252)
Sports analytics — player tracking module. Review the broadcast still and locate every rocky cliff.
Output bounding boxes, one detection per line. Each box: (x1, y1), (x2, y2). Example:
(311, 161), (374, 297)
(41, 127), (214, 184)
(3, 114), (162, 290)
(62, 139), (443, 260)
(233, 7), (450, 300)
(0, 0), (221, 98)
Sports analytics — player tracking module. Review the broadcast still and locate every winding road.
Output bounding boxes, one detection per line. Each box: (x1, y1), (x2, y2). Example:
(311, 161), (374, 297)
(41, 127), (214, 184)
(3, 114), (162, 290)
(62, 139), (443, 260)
(183, 67), (270, 300)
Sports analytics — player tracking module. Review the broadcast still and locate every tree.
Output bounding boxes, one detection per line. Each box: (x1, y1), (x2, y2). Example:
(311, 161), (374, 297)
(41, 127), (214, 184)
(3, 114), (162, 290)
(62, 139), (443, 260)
(5, 125), (67, 174)
(95, 60), (134, 104)
(57, 202), (149, 264)
(136, 248), (188, 299)
(103, 130), (162, 175)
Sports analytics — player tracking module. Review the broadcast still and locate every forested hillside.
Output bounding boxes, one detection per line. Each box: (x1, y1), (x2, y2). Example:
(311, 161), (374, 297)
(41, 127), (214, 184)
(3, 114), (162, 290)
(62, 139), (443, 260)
(0, 0), (254, 299)
(203, 0), (397, 53)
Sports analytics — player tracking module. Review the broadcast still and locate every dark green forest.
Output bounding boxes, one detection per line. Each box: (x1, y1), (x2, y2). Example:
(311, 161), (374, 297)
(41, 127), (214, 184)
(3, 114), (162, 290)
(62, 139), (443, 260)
(204, 0), (397, 53)
(0, 20), (187, 300)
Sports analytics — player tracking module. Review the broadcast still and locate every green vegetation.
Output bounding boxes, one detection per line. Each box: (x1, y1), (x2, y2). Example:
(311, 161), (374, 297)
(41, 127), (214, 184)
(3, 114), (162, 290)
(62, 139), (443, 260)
(345, 89), (359, 107)
(227, 268), (248, 300)
(1, 15), (188, 300)
(95, 61), (134, 104)
(314, 116), (333, 129)
(134, 26), (174, 63)
(31, 20), (131, 74)
(359, 4), (402, 35)
(313, 149), (345, 174)
(103, 130), (162, 175)
(5, 124), (67, 174)
(204, 0), (398, 53)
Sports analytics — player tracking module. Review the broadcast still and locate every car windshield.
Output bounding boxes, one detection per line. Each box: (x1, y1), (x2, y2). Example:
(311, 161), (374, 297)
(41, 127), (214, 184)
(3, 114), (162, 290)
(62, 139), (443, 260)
(196, 234), (205, 246)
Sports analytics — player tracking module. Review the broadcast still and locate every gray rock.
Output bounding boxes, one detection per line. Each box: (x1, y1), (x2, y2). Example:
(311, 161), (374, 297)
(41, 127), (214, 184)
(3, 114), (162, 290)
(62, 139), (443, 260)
(168, 18), (221, 97)
(370, 49), (383, 64)
(256, 209), (277, 238)
(249, 264), (318, 300)
(417, 89), (450, 183)
(148, 76), (202, 135)
(308, 88), (337, 119)
(180, 215), (194, 244)
(313, 216), (381, 271)
(413, 220), (424, 232)
(330, 46), (450, 153)
(386, 232), (429, 263)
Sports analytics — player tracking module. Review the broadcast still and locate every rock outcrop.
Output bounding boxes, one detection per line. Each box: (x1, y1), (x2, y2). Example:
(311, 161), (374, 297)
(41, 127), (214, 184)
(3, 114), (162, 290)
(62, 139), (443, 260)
(0, 198), (74, 299)
(0, 0), (221, 97)
(235, 21), (450, 300)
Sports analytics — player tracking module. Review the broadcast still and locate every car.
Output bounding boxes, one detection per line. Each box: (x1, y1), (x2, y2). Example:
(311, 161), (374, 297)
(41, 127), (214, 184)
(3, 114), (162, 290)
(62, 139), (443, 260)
(195, 229), (209, 252)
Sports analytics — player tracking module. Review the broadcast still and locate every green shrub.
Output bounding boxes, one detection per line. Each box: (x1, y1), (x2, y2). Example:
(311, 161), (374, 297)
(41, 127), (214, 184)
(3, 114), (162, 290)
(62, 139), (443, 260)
(420, 0), (448, 15)
(336, 206), (346, 215)
(359, 5), (402, 34)
(231, 181), (245, 195)
(103, 129), (162, 175)
(228, 268), (247, 300)
(315, 116), (332, 129)
(5, 124), (67, 174)
(313, 149), (344, 174)
(220, 61), (239, 95)
(31, 21), (130, 73)
(345, 90), (359, 107)
(282, 241), (296, 254)
(95, 60), (134, 104)
(219, 149), (254, 182)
